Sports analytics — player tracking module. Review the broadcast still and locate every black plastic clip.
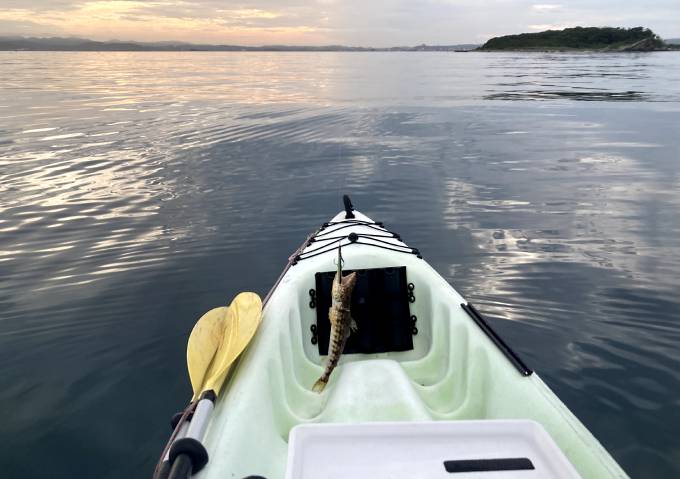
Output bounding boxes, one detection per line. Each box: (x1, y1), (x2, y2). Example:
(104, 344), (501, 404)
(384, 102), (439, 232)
(411, 315), (418, 335)
(310, 324), (318, 345)
(407, 282), (416, 303)
(308, 289), (316, 308)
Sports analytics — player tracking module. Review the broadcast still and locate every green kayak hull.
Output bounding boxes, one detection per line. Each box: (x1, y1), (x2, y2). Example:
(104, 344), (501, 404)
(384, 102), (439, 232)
(195, 209), (628, 479)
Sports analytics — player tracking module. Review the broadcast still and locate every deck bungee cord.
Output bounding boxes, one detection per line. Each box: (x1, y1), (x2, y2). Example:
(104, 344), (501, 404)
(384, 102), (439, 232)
(292, 220), (422, 264)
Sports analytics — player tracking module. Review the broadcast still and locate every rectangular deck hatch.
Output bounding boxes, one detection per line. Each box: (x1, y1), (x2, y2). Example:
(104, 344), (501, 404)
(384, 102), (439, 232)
(313, 266), (413, 355)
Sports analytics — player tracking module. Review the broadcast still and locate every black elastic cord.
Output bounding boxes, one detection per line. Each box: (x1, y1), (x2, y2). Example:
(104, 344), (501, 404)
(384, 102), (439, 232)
(311, 232), (396, 244)
(293, 218), (423, 265)
(314, 221), (386, 238)
(296, 236), (420, 262)
(297, 237), (345, 260)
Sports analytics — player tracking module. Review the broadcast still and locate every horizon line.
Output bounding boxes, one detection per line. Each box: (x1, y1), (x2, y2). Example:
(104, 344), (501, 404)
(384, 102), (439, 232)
(0, 35), (481, 49)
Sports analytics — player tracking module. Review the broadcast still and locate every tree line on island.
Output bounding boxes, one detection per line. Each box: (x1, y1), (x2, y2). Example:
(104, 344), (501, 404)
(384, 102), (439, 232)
(480, 26), (672, 51)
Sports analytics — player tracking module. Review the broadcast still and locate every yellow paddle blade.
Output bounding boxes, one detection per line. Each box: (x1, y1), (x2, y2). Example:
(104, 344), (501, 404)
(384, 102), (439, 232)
(202, 292), (262, 396)
(186, 292), (263, 401)
(187, 306), (228, 399)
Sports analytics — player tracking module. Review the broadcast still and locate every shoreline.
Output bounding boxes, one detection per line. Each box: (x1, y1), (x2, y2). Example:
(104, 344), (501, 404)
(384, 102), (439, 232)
(1, 48), (679, 53)
(478, 47), (680, 53)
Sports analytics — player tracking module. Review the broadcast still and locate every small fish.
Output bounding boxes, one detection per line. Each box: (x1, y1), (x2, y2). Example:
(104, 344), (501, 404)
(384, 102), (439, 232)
(312, 247), (357, 393)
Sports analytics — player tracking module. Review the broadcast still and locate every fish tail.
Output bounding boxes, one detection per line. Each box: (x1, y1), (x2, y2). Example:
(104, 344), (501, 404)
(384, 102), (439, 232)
(312, 377), (327, 393)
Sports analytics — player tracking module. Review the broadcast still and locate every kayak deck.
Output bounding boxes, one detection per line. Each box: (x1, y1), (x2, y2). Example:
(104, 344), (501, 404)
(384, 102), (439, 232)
(197, 210), (627, 479)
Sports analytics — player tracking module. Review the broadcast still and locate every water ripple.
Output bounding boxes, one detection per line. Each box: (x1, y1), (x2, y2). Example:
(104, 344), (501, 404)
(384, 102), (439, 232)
(1, 51), (680, 478)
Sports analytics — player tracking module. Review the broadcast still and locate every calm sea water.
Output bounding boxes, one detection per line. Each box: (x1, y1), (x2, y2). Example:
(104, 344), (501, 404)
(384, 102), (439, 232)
(1, 51), (680, 478)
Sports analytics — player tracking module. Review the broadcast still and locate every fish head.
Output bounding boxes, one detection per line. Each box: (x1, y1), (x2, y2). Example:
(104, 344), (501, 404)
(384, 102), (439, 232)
(341, 271), (357, 292)
(331, 271), (356, 302)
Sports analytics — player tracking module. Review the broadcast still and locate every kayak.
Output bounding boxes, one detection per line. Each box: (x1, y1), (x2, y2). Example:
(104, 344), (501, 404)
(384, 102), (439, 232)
(180, 197), (628, 478)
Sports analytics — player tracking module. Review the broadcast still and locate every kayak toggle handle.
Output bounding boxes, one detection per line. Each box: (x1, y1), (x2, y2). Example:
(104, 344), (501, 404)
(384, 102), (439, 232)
(343, 194), (355, 219)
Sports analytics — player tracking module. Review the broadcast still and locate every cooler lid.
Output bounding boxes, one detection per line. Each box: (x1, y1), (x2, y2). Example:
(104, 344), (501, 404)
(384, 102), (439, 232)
(285, 420), (582, 479)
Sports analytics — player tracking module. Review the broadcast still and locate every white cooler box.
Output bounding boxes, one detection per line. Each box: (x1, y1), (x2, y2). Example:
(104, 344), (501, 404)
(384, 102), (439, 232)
(285, 420), (582, 479)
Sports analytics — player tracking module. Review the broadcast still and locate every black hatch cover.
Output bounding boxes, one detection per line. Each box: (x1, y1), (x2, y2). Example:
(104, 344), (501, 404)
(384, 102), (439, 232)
(313, 266), (414, 355)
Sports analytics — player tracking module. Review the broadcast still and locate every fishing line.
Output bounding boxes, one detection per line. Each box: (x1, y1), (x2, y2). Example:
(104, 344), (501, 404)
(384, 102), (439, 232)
(334, 244), (345, 268)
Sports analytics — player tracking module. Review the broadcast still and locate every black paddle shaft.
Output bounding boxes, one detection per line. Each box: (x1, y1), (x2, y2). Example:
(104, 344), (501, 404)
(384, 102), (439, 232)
(168, 453), (192, 479)
(166, 436), (208, 479)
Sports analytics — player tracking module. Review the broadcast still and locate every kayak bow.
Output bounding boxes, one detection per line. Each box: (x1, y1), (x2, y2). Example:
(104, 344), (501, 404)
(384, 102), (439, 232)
(157, 196), (628, 479)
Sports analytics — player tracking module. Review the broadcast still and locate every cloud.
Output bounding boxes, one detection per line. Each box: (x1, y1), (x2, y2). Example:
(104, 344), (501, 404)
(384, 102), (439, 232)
(0, 18), (62, 36)
(0, 1), (330, 44)
(532, 4), (563, 13)
(0, 0), (679, 45)
(528, 23), (579, 31)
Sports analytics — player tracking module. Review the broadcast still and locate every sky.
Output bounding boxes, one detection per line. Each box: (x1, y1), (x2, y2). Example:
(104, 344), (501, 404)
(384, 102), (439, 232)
(1, 0), (679, 46)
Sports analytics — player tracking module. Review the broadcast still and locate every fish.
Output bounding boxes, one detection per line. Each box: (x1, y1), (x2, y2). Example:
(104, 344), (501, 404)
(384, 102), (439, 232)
(312, 247), (357, 393)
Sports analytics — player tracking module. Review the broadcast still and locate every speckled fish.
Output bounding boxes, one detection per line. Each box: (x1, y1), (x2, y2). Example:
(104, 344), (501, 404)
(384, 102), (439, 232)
(312, 248), (357, 393)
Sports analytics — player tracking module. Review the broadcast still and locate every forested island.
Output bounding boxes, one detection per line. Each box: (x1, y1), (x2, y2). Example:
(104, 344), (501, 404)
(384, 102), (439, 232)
(480, 27), (675, 51)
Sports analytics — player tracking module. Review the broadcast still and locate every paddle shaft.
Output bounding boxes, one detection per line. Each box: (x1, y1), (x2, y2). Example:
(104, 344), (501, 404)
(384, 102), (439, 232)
(155, 292), (262, 478)
(185, 396), (214, 439)
(167, 392), (215, 479)
(157, 420), (190, 479)
(168, 454), (193, 478)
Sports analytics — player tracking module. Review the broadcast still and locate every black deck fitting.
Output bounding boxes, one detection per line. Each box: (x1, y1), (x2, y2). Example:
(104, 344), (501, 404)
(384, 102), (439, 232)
(343, 195), (355, 219)
(461, 303), (533, 376)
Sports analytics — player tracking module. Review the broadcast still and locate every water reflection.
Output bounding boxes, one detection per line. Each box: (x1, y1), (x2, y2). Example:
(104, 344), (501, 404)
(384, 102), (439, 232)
(482, 52), (677, 103)
(1, 51), (680, 478)
(485, 90), (649, 101)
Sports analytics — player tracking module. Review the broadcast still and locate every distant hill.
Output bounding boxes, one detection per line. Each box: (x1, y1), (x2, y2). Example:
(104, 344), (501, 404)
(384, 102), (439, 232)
(0, 36), (480, 52)
(666, 38), (680, 45)
(480, 27), (667, 51)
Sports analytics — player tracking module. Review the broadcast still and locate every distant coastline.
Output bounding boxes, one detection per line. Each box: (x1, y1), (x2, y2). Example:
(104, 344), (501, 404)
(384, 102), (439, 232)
(2, 31), (679, 53)
(479, 26), (679, 52)
(0, 37), (479, 52)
